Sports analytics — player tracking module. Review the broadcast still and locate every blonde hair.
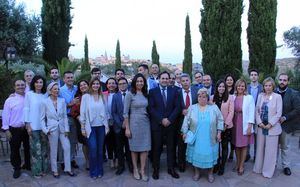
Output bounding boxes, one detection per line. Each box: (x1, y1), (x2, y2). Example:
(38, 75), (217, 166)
(197, 88), (209, 101)
(262, 77), (276, 92)
(234, 79), (248, 95)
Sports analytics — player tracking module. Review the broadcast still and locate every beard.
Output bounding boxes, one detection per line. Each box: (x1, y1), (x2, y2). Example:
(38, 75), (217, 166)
(279, 84), (288, 91)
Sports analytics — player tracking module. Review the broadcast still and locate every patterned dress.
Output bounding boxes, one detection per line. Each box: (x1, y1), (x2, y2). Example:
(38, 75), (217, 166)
(123, 92), (151, 152)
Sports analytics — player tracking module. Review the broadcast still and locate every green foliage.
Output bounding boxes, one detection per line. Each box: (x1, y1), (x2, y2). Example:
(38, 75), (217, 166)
(200, 0), (243, 81)
(151, 40), (160, 67)
(286, 61), (300, 91)
(0, 0), (41, 56)
(283, 26), (300, 57)
(41, 0), (72, 67)
(0, 64), (14, 108)
(56, 58), (81, 78)
(115, 40), (121, 70)
(247, 0), (277, 75)
(81, 35), (91, 72)
(183, 14), (193, 78)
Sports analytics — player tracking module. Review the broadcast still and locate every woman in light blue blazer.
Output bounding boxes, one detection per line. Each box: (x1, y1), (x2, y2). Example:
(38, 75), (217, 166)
(41, 82), (75, 178)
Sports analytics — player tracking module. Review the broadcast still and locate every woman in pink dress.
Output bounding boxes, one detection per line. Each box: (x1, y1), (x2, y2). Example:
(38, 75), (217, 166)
(232, 79), (255, 175)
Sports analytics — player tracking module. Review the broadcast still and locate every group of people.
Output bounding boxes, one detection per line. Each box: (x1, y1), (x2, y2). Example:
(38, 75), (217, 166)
(2, 64), (300, 183)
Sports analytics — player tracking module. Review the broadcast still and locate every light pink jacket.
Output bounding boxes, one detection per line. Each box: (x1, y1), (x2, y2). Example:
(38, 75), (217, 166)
(210, 95), (235, 129)
(255, 92), (282, 136)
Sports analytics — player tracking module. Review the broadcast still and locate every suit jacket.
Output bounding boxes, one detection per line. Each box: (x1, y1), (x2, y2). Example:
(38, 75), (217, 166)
(176, 86), (199, 130)
(255, 92), (282, 135)
(147, 77), (158, 91)
(211, 95), (235, 128)
(149, 86), (181, 131)
(236, 95), (255, 135)
(40, 97), (69, 134)
(111, 92), (125, 133)
(247, 83), (263, 104)
(47, 79), (64, 87)
(277, 88), (300, 133)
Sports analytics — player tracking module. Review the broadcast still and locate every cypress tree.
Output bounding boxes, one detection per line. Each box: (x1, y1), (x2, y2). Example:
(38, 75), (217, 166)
(151, 40), (160, 67)
(81, 35), (90, 71)
(183, 14), (193, 78)
(200, 0), (243, 81)
(41, 0), (72, 67)
(115, 40), (121, 70)
(247, 0), (277, 76)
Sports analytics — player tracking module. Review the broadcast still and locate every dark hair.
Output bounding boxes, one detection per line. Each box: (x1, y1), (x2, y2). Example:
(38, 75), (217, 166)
(194, 71), (203, 76)
(14, 79), (25, 86)
(63, 71), (73, 77)
(118, 77), (128, 84)
(158, 71), (170, 79)
(75, 80), (89, 97)
(130, 73), (148, 97)
(30, 75), (47, 94)
(224, 74), (235, 94)
(248, 68), (259, 76)
(115, 68), (125, 75)
(105, 77), (118, 93)
(213, 79), (229, 103)
(91, 67), (101, 74)
(50, 67), (58, 72)
(138, 64), (149, 70)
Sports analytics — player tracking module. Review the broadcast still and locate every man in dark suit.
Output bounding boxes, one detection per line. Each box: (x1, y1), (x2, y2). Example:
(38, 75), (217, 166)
(111, 77), (133, 175)
(176, 73), (200, 172)
(149, 71), (181, 180)
(276, 73), (300, 176)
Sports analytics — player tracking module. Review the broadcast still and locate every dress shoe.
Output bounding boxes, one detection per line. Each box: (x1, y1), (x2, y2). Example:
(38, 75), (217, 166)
(179, 165), (185, 173)
(71, 160), (79, 169)
(284, 167), (291, 176)
(13, 169), (21, 179)
(115, 167), (124, 175)
(152, 168), (159, 180)
(245, 154), (251, 162)
(168, 169), (179, 179)
(64, 171), (76, 177)
(21, 164), (31, 171)
(218, 166), (224, 176)
(61, 163), (65, 170)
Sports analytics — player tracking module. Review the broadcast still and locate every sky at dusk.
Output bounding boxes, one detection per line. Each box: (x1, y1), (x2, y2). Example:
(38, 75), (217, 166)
(17, 0), (299, 64)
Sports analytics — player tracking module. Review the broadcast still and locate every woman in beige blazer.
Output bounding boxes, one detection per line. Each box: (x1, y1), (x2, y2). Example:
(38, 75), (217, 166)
(253, 77), (282, 178)
(211, 80), (234, 175)
(41, 82), (75, 178)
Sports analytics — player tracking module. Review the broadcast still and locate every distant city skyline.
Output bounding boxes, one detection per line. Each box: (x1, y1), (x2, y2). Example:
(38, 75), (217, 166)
(17, 0), (299, 64)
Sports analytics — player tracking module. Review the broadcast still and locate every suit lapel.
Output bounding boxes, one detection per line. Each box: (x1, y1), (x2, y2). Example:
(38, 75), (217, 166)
(48, 97), (58, 117)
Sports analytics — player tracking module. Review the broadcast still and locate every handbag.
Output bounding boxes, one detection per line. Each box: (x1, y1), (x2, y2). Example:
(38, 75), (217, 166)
(184, 110), (201, 145)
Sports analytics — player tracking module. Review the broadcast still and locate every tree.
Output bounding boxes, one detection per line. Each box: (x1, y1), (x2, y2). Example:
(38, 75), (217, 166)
(115, 40), (121, 70)
(183, 14), (193, 78)
(151, 40), (160, 67)
(247, 0), (277, 76)
(41, 0), (72, 67)
(200, 0), (243, 81)
(283, 26), (300, 57)
(81, 35), (90, 71)
(0, 0), (41, 57)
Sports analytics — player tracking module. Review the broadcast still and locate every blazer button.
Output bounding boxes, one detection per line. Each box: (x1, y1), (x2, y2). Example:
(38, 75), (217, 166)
(57, 120), (59, 122)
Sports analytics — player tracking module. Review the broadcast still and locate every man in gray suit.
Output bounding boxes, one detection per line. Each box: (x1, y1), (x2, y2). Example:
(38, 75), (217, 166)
(111, 77), (132, 175)
(276, 73), (300, 176)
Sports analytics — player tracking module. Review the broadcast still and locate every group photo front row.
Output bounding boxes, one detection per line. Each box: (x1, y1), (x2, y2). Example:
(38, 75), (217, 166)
(2, 64), (300, 183)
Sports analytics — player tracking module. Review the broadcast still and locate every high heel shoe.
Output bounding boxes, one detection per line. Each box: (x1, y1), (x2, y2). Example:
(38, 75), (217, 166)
(237, 168), (244, 176)
(133, 169), (141, 180)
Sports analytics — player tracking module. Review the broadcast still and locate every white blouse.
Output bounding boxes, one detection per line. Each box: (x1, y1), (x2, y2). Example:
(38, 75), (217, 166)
(24, 91), (47, 130)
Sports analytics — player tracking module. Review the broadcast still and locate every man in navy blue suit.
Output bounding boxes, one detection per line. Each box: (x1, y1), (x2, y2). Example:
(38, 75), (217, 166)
(111, 77), (133, 175)
(149, 71), (181, 180)
(176, 73), (200, 172)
